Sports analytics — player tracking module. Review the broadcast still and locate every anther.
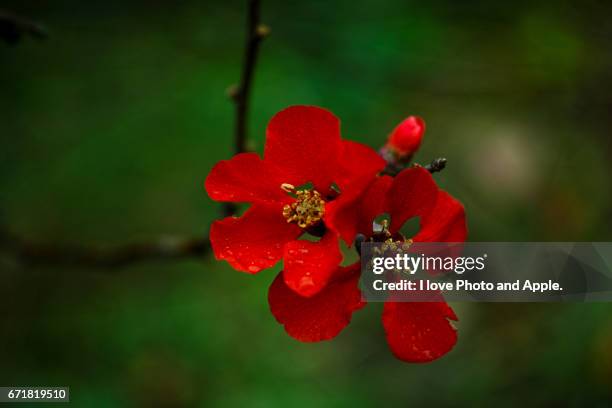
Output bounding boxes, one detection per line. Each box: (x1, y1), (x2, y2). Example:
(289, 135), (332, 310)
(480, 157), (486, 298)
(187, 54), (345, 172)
(280, 183), (295, 193)
(282, 189), (325, 228)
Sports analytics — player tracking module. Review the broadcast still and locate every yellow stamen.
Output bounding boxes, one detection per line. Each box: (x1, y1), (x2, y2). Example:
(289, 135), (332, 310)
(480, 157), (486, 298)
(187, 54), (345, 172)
(282, 188), (325, 228)
(280, 183), (295, 193)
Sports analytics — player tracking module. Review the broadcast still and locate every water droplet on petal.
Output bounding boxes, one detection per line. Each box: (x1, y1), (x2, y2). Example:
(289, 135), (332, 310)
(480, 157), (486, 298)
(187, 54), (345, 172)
(299, 275), (315, 289)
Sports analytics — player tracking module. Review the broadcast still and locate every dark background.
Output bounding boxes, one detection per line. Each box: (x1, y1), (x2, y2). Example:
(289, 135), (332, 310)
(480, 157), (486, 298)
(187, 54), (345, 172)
(1, 0), (612, 406)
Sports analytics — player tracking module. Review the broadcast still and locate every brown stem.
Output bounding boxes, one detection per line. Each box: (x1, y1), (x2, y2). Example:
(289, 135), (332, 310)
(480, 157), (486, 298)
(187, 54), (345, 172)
(0, 227), (209, 269)
(424, 157), (447, 173)
(0, 10), (47, 44)
(223, 0), (268, 217)
(233, 0), (267, 154)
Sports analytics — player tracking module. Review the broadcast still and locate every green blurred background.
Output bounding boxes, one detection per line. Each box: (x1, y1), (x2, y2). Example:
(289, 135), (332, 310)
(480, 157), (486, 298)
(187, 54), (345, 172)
(1, 0), (612, 406)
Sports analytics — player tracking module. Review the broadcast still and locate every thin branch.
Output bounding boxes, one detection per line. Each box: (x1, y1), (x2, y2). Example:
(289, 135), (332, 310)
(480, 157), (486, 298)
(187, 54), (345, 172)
(232, 0), (268, 154)
(223, 0), (268, 217)
(0, 227), (209, 269)
(0, 10), (47, 44)
(424, 157), (447, 173)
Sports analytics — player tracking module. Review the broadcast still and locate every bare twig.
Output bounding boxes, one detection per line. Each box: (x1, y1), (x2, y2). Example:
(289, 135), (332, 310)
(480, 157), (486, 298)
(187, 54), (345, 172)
(0, 10), (47, 44)
(0, 227), (209, 269)
(424, 157), (447, 173)
(231, 0), (268, 154)
(223, 0), (268, 217)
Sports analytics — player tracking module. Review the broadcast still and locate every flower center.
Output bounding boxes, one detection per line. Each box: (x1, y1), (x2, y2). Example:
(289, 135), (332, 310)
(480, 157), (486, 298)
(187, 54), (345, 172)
(281, 184), (326, 228)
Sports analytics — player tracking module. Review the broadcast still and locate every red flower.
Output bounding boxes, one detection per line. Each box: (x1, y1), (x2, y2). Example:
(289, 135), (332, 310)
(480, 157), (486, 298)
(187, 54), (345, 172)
(385, 115), (425, 158)
(268, 166), (467, 362)
(205, 105), (385, 297)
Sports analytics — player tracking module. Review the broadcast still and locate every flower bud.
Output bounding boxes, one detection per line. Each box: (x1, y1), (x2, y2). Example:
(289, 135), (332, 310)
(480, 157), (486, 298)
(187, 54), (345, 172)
(386, 116), (426, 158)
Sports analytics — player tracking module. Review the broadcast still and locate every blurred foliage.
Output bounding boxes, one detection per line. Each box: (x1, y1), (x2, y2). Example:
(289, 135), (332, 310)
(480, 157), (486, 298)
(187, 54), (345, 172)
(1, 0), (612, 406)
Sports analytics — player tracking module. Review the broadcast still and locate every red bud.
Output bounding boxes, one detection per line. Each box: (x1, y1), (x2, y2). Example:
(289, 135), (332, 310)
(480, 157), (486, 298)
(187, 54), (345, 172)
(386, 116), (426, 158)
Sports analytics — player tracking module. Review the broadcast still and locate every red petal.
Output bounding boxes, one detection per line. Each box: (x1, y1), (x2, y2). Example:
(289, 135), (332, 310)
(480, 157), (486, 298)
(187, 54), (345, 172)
(382, 300), (458, 363)
(205, 153), (287, 204)
(334, 140), (385, 191)
(388, 167), (439, 234)
(413, 190), (467, 242)
(210, 203), (301, 273)
(356, 175), (394, 236)
(282, 232), (342, 297)
(326, 175), (393, 245)
(264, 106), (342, 193)
(268, 264), (364, 342)
(324, 198), (358, 245)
